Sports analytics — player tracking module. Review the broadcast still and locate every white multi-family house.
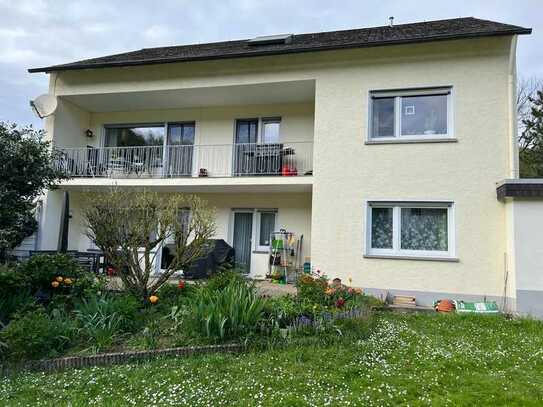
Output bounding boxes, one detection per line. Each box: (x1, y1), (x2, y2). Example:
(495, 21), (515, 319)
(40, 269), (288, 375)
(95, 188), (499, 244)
(29, 17), (543, 316)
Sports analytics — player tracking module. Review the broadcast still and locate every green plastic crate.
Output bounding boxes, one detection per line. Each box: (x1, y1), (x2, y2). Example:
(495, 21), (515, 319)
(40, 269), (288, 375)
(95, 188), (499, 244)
(454, 301), (499, 314)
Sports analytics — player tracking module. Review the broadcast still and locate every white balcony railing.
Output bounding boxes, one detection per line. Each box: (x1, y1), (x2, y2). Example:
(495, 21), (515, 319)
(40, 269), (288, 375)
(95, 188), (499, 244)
(54, 142), (313, 179)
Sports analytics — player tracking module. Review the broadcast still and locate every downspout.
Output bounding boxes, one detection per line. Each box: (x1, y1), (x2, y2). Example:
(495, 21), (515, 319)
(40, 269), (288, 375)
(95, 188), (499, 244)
(505, 36), (519, 312)
(508, 36), (519, 179)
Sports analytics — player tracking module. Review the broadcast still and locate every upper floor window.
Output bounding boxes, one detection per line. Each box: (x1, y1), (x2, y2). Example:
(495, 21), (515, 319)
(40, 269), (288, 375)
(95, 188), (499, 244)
(369, 88), (452, 142)
(235, 117), (281, 144)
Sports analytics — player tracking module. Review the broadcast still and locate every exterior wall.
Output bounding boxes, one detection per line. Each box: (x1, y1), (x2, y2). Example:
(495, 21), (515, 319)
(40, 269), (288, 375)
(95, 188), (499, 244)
(43, 35), (518, 305)
(51, 103), (316, 150)
(508, 199), (543, 317)
(55, 192), (311, 279)
(49, 98), (90, 146)
(309, 38), (515, 305)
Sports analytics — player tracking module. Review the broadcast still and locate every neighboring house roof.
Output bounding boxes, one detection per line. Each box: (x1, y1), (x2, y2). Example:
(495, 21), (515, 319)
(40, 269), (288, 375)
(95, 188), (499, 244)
(497, 180), (543, 201)
(28, 17), (531, 73)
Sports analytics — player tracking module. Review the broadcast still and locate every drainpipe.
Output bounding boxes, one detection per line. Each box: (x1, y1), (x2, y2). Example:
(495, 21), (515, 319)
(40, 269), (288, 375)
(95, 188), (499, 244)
(508, 36), (519, 179)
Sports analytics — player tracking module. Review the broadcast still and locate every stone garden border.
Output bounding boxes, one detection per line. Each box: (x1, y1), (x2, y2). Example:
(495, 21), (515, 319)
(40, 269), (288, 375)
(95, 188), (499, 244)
(0, 343), (244, 376)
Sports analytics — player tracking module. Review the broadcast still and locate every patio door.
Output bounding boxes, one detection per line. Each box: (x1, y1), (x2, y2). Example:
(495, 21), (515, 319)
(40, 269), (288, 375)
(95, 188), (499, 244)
(233, 119), (258, 176)
(232, 211), (253, 274)
(167, 123), (195, 176)
(233, 118), (282, 176)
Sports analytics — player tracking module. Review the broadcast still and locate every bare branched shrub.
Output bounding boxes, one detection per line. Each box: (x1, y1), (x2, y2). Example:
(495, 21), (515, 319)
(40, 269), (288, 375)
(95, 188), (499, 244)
(83, 189), (215, 301)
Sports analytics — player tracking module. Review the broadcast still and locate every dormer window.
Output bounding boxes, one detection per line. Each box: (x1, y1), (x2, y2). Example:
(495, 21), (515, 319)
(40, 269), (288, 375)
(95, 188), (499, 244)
(247, 34), (293, 46)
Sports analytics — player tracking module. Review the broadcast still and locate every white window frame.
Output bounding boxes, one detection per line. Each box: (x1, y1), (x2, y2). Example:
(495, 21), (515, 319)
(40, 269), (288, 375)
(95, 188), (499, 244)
(255, 209), (278, 252)
(228, 208), (278, 253)
(233, 117), (282, 145)
(368, 87), (454, 142)
(365, 201), (456, 260)
(261, 117), (281, 144)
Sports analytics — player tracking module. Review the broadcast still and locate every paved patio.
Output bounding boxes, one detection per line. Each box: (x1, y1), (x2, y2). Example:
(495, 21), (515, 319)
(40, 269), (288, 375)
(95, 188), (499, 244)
(254, 280), (297, 297)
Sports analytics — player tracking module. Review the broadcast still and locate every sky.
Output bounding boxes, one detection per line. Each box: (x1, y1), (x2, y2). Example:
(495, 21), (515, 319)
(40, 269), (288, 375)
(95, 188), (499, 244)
(0, 0), (541, 128)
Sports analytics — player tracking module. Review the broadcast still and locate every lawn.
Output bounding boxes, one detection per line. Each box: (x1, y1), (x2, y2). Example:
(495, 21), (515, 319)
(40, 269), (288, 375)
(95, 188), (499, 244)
(2, 312), (542, 406)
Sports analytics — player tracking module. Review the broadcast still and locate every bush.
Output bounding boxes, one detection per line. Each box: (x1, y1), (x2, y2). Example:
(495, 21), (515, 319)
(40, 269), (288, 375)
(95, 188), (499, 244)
(0, 266), (34, 323)
(297, 272), (379, 311)
(189, 280), (268, 340)
(16, 254), (102, 307)
(17, 254), (84, 289)
(264, 295), (315, 329)
(0, 308), (75, 361)
(297, 273), (329, 305)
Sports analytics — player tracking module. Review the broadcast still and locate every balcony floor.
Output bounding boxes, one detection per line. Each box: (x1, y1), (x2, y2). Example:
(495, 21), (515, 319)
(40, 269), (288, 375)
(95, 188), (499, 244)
(59, 174), (313, 193)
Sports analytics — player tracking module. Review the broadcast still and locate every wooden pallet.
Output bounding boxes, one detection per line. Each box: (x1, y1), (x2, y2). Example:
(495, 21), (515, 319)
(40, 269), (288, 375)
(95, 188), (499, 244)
(392, 295), (416, 307)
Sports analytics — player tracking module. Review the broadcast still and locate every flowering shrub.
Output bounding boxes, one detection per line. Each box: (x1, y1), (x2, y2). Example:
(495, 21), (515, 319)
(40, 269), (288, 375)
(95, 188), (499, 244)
(297, 271), (329, 305)
(324, 285), (363, 308)
(16, 254), (102, 302)
(297, 271), (369, 311)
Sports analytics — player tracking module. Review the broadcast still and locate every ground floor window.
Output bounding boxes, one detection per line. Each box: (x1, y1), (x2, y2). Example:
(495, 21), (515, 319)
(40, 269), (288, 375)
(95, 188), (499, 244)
(366, 201), (454, 259)
(256, 210), (277, 251)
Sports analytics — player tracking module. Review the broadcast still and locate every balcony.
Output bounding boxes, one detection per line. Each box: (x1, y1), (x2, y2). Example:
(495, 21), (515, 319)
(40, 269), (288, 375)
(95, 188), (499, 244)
(55, 142), (313, 179)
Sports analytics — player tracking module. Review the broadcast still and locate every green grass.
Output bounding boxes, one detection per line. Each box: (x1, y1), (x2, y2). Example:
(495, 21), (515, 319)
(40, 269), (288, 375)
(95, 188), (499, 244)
(1, 312), (542, 406)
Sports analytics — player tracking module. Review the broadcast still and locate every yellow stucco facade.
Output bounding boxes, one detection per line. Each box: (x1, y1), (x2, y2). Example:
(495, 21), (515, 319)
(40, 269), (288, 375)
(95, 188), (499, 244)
(38, 35), (519, 305)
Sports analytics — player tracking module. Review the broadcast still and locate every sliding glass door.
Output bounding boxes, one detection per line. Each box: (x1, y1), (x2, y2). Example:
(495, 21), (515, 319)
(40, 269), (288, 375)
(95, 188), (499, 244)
(232, 211), (253, 274)
(167, 123), (195, 176)
(233, 119), (258, 176)
(233, 118), (282, 176)
(103, 124), (165, 176)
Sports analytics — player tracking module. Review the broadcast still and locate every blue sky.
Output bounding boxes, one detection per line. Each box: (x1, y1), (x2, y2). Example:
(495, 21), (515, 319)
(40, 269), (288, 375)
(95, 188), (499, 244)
(0, 0), (541, 128)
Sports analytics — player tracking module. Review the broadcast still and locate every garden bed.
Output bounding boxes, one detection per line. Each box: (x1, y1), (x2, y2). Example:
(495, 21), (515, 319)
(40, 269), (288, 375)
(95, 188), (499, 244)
(1, 255), (378, 365)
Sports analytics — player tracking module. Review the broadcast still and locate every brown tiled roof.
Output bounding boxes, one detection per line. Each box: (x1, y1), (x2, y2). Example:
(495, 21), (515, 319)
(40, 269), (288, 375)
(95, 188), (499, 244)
(29, 17), (531, 73)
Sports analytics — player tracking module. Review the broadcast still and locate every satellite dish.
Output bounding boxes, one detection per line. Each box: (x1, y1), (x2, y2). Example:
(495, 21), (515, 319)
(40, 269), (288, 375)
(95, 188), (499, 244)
(30, 94), (58, 118)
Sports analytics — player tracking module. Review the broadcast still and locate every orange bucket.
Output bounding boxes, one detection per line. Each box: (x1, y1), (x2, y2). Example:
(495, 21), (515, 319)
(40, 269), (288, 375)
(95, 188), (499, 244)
(435, 299), (455, 313)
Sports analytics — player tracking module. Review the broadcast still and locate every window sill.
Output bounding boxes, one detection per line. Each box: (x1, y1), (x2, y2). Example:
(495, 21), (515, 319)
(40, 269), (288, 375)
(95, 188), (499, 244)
(365, 138), (457, 145)
(363, 254), (459, 262)
(253, 250), (269, 254)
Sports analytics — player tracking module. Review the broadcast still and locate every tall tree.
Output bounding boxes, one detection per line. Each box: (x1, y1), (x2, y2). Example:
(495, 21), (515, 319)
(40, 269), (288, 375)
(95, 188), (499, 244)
(0, 123), (67, 260)
(520, 90), (543, 177)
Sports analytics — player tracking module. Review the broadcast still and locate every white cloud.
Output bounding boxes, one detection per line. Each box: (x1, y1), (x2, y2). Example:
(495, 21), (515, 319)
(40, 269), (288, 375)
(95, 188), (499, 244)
(0, 27), (27, 39)
(0, 48), (40, 63)
(0, 0), (540, 128)
(143, 25), (170, 42)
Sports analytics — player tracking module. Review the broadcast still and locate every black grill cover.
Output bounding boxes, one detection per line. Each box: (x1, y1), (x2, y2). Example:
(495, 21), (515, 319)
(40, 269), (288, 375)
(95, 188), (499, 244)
(162, 239), (234, 279)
